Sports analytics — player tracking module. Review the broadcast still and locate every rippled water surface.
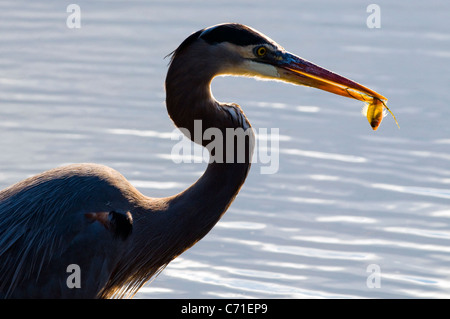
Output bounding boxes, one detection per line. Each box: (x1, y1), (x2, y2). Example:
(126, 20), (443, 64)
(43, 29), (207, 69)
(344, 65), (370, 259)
(1, 1), (450, 298)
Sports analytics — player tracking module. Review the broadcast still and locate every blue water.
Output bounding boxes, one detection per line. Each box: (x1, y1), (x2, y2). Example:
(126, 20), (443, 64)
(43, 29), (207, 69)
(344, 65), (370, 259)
(1, 0), (449, 298)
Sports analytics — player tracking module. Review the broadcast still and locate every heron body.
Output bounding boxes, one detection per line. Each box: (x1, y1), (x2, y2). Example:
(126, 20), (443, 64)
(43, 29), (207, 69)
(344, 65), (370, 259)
(0, 23), (384, 298)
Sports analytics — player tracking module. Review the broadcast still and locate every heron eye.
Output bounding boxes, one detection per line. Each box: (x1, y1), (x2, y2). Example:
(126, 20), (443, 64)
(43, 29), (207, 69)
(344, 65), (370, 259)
(256, 46), (267, 57)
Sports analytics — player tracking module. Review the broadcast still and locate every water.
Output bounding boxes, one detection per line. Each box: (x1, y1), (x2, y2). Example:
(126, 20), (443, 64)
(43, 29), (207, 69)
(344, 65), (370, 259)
(1, 0), (449, 298)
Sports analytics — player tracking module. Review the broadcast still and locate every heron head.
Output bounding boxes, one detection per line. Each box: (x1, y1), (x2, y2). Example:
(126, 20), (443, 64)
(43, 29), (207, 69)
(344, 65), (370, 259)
(171, 23), (385, 103)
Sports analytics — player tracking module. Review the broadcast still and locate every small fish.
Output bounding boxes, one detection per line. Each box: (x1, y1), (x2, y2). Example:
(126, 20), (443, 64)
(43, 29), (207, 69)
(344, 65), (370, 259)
(365, 98), (384, 130)
(362, 97), (399, 131)
(344, 87), (399, 131)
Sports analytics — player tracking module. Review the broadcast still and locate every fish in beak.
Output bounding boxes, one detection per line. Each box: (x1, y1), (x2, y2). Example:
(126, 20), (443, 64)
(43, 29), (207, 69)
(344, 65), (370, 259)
(271, 51), (398, 130)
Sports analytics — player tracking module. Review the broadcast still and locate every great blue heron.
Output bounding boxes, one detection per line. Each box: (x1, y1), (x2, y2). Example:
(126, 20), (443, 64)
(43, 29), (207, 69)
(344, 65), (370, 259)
(0, 23), (385, 298)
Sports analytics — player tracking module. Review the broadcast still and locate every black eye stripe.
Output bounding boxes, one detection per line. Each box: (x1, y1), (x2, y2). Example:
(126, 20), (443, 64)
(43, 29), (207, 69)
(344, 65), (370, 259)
(200, 23), (267, 46)
(169, 23), (279, 63)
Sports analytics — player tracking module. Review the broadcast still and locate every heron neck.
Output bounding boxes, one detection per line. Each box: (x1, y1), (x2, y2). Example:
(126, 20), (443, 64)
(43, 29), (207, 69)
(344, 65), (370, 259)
(164, 160), (251, 252)
(163, 55), (254, 252)
(165, 72), (220, 140)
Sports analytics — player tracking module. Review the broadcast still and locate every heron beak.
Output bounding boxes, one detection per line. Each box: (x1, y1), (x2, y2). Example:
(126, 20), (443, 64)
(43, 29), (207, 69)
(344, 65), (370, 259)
(275, 52), (386, 103)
